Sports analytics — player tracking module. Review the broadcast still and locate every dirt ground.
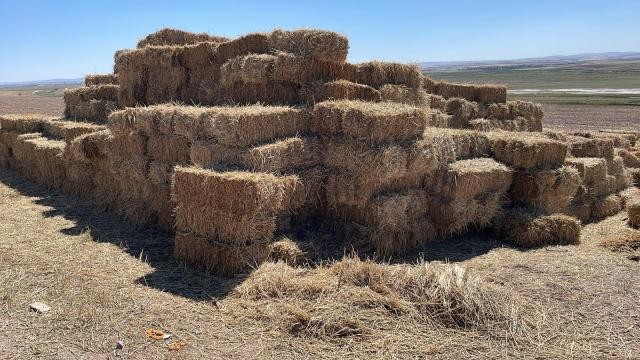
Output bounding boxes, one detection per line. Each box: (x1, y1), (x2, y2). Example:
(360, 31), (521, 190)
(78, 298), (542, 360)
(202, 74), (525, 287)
(0, 92), (65, 117)
(1, 170), (639, 359)
(543, 104), (640, 132)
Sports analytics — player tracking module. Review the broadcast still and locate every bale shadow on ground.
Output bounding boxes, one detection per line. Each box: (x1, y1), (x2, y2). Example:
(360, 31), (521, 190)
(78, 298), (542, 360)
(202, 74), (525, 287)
(0, 169), (508, 301)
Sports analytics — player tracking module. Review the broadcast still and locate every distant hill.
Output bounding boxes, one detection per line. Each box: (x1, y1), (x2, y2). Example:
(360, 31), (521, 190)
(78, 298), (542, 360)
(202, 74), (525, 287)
(421, 52), (640, 72)
(0, 78), (83, 88)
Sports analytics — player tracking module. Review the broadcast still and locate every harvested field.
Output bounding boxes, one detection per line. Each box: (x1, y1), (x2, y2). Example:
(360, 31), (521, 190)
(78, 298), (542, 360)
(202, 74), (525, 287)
(1, 170), (639, 358)
(544, 104), (640, 132)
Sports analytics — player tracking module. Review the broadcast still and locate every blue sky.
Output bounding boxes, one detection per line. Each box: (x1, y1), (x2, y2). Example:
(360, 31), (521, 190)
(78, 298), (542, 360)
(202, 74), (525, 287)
(1, 0), (639, 82)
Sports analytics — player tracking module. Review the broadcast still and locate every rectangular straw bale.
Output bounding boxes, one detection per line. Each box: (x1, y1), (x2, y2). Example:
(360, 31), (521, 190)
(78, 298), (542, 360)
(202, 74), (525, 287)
(285, 166), (327, 213)
(271, 53), (357, 83)
(215, 33), (270, 64)
(178, 42), (222, 104)
(197, 105), (310, 147)
(109, 132), (147, 159)
(85, 74), (119, 86)
(470, 117), (540, 132)
(147, 134), (190, 164)
(220, 54), (275, 86)
(379, 84), (429, 107)
(629, 168), (640, 187)
(109, 105), (199, 137)
(606, 156), (625, 176)
(306, 80), (381, 103)
(417, 128), (491, 164)
(311, 100), (429, 143)
(174, 232), (269, 276)
(14, 136), (67, 189)
(591, 194), (623, 220)
(268, 29), (349, 63)
(172, 166), (298, 242)
(488, 131), (567, 170)
(444, 98), (479, 128)
(508, 101), (544, 124)
(425, 111), (453, 128)
(0, 114), (50, 133)
(220, 81), (300, 105)
(564, 157), (607, 184)
(242, 137), (322, 173)
(137, 28), (229, 48)
(509, 166), (582, 214)
(355, 62), (422, 89)
(42, 120), (106, 143)
(616, 148), (640, 168)
(496, 209), (581, 247)
(66, 129), (114, 163)
(567, 135), (603, 158)
(486, 103), (511, 120)
(115, 46), (186, 106)
(189, 141), (245, 168)
(475, 84), (508, 104)
(431, 158), (513, 200)
(366, 190), (435, 255)
(427, 191), (506, 236)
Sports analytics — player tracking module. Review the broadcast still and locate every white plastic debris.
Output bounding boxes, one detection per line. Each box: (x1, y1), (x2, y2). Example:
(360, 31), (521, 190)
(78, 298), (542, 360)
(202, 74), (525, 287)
(29, 302), (51, 313)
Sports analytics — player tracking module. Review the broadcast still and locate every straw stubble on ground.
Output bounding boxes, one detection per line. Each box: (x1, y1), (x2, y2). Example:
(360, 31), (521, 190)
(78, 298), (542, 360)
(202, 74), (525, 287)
(1, 170), (639, 359)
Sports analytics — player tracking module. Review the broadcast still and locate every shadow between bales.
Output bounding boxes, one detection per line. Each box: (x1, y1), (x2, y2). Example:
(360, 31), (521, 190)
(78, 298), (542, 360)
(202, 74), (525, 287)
(0, 170), (241, 301)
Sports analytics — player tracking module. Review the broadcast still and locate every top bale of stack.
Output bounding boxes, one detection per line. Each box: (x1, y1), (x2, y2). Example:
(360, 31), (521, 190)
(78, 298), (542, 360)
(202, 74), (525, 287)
(137, 28), (230, 48)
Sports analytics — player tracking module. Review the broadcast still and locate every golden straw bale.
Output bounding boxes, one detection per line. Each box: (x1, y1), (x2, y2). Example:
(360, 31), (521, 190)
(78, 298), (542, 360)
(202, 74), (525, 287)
(606, 156), (625, 177)
(64, 85), (120, 122)
(146, 134), (190, 165)
(591, 194), (623, 220)
(42, 120), (105, 143)
(272, 53), (357, 84)
(564, 157), (609, 196)
(268, 29), (349, 63)
(355, 62), (422, 89)
(85, 74), (119, 86)
(428, 81), (507, 104)
(431, 158), (513, 201)
(485, 103), (511, 120)
(311, 100), (429, 143)
(115, 46), (187, 107)
(13, 135), (66, 189)
(307, 80), (381, 103)
(137, 28), (228, 48)
(542, 130), (568, 142)
(616, 148), (640, 168)
(507, 101), (543, 124)
(175, 232), (269, 276)
(215, 33), (270, 64)
(379, 84), (429, 107)
(0, 114), (51, 133)
(62, 162), (95, 198)
(418, 128), (492, 165)
(220, 54), (276, 86)
(496, 209), (581, 247)
(221, 81), (300, 105)
(445, 98), (479, 128)
(189, 141), (244, 168)
(509, 166), (582, 214)
(367, 190), (435, 255)
(67, 129), (114, 163)
(198, 105), (310, 146)
(172, 166), (299, 243)
(243, 137), (322, 173)
(488, 131), (567, 170)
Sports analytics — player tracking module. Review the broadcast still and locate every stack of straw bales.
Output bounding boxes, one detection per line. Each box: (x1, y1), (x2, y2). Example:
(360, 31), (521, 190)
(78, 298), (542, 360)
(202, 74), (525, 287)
(4, 27), (640, 275)
(64, 83), (120, 123)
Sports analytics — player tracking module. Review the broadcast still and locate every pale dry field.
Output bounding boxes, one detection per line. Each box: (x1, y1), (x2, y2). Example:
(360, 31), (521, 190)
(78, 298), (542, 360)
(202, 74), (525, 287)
(0, 92), (64, 118)
(1, 170), (639, 359)
(544, 104), (640, 132)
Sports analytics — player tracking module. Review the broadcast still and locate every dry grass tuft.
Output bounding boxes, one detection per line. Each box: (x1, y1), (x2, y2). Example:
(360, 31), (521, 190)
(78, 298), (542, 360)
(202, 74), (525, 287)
(236, 256), (528, 338)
